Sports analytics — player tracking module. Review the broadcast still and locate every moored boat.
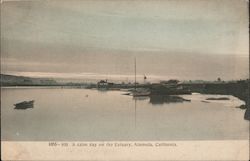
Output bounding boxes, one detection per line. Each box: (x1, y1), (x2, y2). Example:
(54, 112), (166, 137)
(133, 91), (151, 97)
(132, 88), (151, 97)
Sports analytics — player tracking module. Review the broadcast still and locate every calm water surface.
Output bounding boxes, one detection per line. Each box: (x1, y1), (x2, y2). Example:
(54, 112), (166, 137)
(1, 87), (249, 141)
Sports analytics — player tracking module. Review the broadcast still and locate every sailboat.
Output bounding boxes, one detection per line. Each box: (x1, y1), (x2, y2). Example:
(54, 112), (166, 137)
(132, 58), (151, 97)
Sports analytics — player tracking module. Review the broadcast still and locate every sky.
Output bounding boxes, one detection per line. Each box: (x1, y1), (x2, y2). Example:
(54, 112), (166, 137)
(1, 0), (249, 81)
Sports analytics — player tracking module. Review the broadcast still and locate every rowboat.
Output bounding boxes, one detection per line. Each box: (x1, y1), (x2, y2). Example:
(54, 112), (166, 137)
(14, 100), (34, 109)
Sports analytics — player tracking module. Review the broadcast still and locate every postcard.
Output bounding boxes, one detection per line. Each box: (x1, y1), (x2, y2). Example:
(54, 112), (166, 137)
(1, 0), (249, 160)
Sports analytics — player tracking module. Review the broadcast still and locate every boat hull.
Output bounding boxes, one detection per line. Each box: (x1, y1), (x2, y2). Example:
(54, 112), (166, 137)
(132, 91), (151, 97)
(14, 101), (34, 110)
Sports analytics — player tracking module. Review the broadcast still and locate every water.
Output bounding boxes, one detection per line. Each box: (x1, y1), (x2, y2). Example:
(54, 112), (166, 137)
(1, 87), (249, 141)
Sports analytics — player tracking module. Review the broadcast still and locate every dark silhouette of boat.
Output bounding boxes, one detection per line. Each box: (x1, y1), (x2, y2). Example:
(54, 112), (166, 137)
(14, 100), (34, 109)
(132, 88), (151, 97)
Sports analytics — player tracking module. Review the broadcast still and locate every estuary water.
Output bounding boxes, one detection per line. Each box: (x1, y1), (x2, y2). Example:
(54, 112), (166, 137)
(1, 87), (249, 141)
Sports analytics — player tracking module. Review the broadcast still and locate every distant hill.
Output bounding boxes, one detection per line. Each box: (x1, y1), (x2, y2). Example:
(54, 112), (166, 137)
(0, 74), (58, 86)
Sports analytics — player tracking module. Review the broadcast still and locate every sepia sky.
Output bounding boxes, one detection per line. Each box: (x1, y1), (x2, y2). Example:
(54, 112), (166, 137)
(1, 0), (249, 80)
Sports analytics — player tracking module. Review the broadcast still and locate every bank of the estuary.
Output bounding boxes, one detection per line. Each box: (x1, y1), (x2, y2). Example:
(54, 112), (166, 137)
(1, 74), (249, 120)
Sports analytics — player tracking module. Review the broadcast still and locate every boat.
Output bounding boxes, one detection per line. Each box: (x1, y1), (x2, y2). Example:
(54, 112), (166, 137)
(132, 88), (151, 97)
(133, 91), (151, 97)
(14, 100), (34, 109)
(132, 58), (151, 97)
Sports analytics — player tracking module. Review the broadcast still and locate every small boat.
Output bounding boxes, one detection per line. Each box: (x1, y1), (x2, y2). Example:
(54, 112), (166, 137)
(132, 89), (151, 97)
(14, 100), (34, 109)
(133, 91), (151, 97)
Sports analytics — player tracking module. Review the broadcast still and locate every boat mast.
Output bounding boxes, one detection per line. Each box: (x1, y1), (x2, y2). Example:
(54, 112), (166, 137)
(134, 57), (137, 90)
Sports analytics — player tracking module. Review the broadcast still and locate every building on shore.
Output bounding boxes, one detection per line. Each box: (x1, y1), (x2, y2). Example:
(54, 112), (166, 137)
(97, 80), (114, 89)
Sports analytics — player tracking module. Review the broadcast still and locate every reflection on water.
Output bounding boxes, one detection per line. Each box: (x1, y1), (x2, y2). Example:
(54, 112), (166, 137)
(134, 99), (137, 129)
(149, 95), (191, 105)
(1, 88), (248, 141)
(133, 95), (191, 105)
(128, 95), (191, 129)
